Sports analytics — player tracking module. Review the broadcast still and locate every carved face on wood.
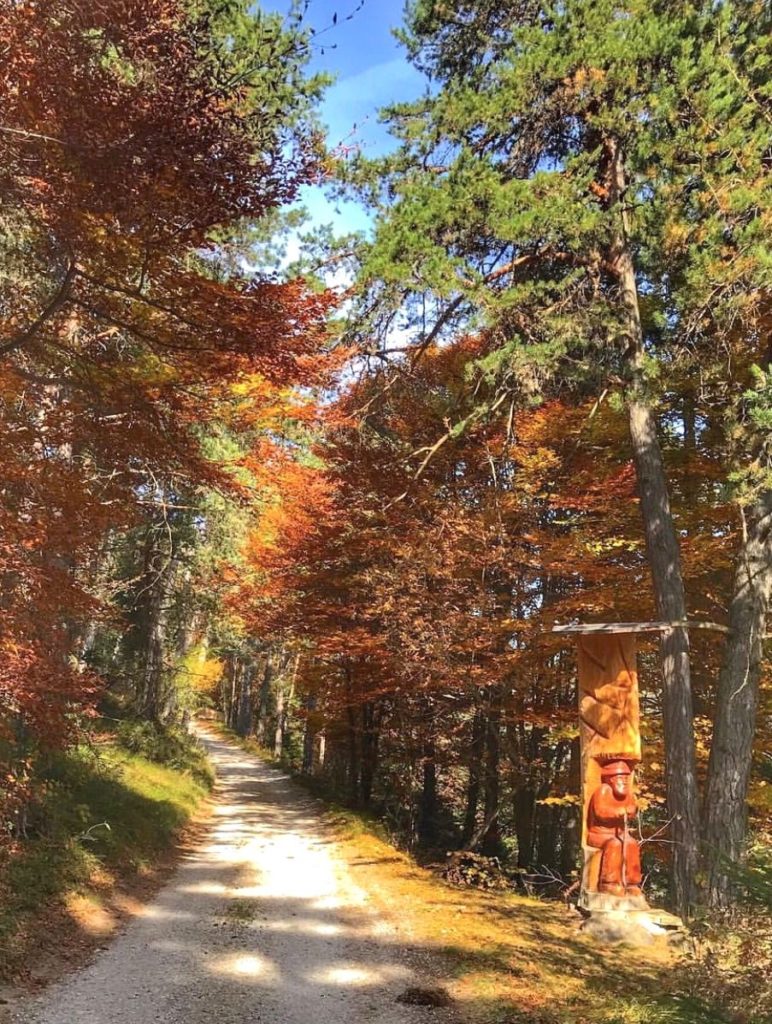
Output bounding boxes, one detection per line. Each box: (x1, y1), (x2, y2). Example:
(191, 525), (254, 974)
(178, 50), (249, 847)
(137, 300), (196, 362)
(601, 760), (635, 800)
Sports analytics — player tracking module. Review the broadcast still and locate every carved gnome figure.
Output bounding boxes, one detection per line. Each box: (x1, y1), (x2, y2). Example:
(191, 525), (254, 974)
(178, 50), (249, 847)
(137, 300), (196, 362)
(586, 760), (643, 898)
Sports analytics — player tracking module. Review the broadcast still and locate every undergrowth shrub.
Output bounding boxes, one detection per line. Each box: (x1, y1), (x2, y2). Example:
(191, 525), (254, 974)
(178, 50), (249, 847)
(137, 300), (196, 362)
(681, 847), (772, 1024)
(682, 907), (772, 1024)
(116, 720), (214, 788)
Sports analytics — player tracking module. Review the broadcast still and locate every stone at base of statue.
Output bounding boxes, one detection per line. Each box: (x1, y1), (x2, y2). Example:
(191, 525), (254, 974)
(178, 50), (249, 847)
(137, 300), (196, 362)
(577, 904), (686, 947)
(579, 890), (649, 913)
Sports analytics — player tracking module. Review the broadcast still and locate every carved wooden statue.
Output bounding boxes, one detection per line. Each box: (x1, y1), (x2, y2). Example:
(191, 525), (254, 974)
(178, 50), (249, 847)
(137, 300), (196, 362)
(553, 622), (687, 939)
(577, 633), (646, 907)
(586, 760), (642, 897)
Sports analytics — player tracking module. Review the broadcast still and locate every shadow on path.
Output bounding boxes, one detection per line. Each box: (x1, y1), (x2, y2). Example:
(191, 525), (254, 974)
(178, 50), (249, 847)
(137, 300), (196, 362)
(18, 728), (455, 1024)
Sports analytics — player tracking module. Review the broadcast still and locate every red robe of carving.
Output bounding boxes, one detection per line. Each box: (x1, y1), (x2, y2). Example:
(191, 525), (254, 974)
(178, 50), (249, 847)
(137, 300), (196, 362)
(587, 774), (642, 897)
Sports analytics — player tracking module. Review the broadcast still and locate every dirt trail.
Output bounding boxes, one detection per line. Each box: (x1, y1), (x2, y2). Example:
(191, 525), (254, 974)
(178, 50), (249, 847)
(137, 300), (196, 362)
(16, 727), (449, 1024)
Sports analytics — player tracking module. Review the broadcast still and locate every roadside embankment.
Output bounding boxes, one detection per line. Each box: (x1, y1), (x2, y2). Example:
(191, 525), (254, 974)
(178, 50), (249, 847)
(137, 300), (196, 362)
(0, 722), (213, 990)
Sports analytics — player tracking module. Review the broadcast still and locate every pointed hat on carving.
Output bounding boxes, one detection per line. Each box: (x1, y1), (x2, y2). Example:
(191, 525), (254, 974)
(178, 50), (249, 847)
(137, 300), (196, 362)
(599, 759), (635, 778)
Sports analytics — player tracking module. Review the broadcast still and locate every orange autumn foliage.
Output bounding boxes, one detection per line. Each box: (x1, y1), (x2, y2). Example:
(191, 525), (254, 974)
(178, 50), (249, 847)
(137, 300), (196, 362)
(0, 0), (336, 820)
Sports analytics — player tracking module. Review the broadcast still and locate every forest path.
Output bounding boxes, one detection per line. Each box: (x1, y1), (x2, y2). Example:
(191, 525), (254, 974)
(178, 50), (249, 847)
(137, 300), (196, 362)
(19, 726), (446, 1024)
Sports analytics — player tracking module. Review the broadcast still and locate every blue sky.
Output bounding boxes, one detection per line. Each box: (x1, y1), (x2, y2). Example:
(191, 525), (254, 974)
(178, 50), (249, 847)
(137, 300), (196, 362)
(262, 0), (424, 236)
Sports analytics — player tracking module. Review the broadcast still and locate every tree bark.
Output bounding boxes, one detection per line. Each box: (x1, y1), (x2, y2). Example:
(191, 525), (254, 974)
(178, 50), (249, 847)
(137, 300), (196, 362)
(417, 735), (438, 847)
(274, 683), (285, 757)
(360, 702), (379, 807)
(255, 654), (275, 745)
(135, 528), (175, 722)
(627, 400), (700, 913)
(302, 695), (317, 774)
(461, 705), (486, 845)
(561, 737), (582, 878)
(534, 783), (558, 869)
(513, 785), (536, 869)
(703, 491), (772, 906)
(237, 661), (253, 737)
(608, 137), (700, 915)
(227, 658), (240, 729)
(346, 703), (360, 804)
(480, 687), (502, 857)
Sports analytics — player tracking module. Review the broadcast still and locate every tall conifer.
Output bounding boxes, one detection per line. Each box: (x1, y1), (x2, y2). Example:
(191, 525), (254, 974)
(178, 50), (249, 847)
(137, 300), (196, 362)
(346, 0), (771, 911)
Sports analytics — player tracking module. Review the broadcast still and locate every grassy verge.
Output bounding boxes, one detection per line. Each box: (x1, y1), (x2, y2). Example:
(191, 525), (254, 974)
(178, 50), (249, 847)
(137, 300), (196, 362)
(209, 721), (734, 1024)
(0, 728), (212, 982)
(327, 807), (731, 1024)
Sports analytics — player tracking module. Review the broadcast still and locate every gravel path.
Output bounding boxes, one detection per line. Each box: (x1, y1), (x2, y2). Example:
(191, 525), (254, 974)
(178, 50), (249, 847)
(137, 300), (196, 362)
(17, 727), (440, 1024)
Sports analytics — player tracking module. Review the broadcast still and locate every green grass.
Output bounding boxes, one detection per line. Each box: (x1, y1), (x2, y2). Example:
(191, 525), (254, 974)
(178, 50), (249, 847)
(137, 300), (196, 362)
(598, 997), (728, 1024)
(0, 734), (212, 978)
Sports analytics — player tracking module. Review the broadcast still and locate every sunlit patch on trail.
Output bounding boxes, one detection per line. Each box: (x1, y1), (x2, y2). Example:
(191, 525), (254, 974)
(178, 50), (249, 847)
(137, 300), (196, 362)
(210, 951), (280, 981)
(307, 962), (412, 987)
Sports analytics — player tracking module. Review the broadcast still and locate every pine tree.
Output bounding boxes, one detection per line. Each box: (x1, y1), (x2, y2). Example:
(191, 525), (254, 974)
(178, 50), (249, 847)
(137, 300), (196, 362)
(343, 0), (771, 912)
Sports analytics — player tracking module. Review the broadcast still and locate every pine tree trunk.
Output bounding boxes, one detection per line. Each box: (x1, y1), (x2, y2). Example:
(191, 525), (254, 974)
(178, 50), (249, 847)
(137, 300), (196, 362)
(703, 491), (772, 906)
(628, 400), (700, 912)
(608, 137), (700, 915)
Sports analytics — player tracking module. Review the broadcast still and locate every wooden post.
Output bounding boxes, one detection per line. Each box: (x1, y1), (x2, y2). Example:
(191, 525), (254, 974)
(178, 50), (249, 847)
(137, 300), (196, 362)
(576, 632), (642, 908)
(552, 621), (695, 940)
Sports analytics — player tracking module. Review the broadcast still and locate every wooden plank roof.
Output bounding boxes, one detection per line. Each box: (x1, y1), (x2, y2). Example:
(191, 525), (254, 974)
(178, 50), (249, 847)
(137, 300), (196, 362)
(551, 620), (730, 635)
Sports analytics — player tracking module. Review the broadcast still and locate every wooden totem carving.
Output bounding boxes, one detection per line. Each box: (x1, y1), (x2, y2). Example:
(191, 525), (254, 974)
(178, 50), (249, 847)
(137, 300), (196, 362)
(577, 633), (645, 904)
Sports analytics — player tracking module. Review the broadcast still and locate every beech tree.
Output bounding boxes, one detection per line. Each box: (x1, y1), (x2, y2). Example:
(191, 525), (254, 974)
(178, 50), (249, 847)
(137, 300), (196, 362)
(0, 0), (334, 825)
(231, 337), (686, 873)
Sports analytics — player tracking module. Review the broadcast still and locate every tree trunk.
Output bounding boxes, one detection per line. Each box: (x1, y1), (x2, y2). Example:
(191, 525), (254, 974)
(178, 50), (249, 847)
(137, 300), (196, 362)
(237, 661), (253, 737)
(703, 491), (772, 906)
(560, 737), (582, 878)
(417, 735), (438, 847)
(302, 696), (316, 774)
(534, 781), (558, 870)
(480, 687), (502, 857)
(135, 528), (175, 722)
(360, 702), (379, 807)
(273, 684), (285, 757)
(461, 705), (486, 845)
(255, 654), (274, 745)
(228, 659), (240, 730)
(513, 785), (536, 869)
(346, 703), (360, 804)
(608, 137), (700, 915)
(314, 730), (326, 774)
(220, 655), (235, 725)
